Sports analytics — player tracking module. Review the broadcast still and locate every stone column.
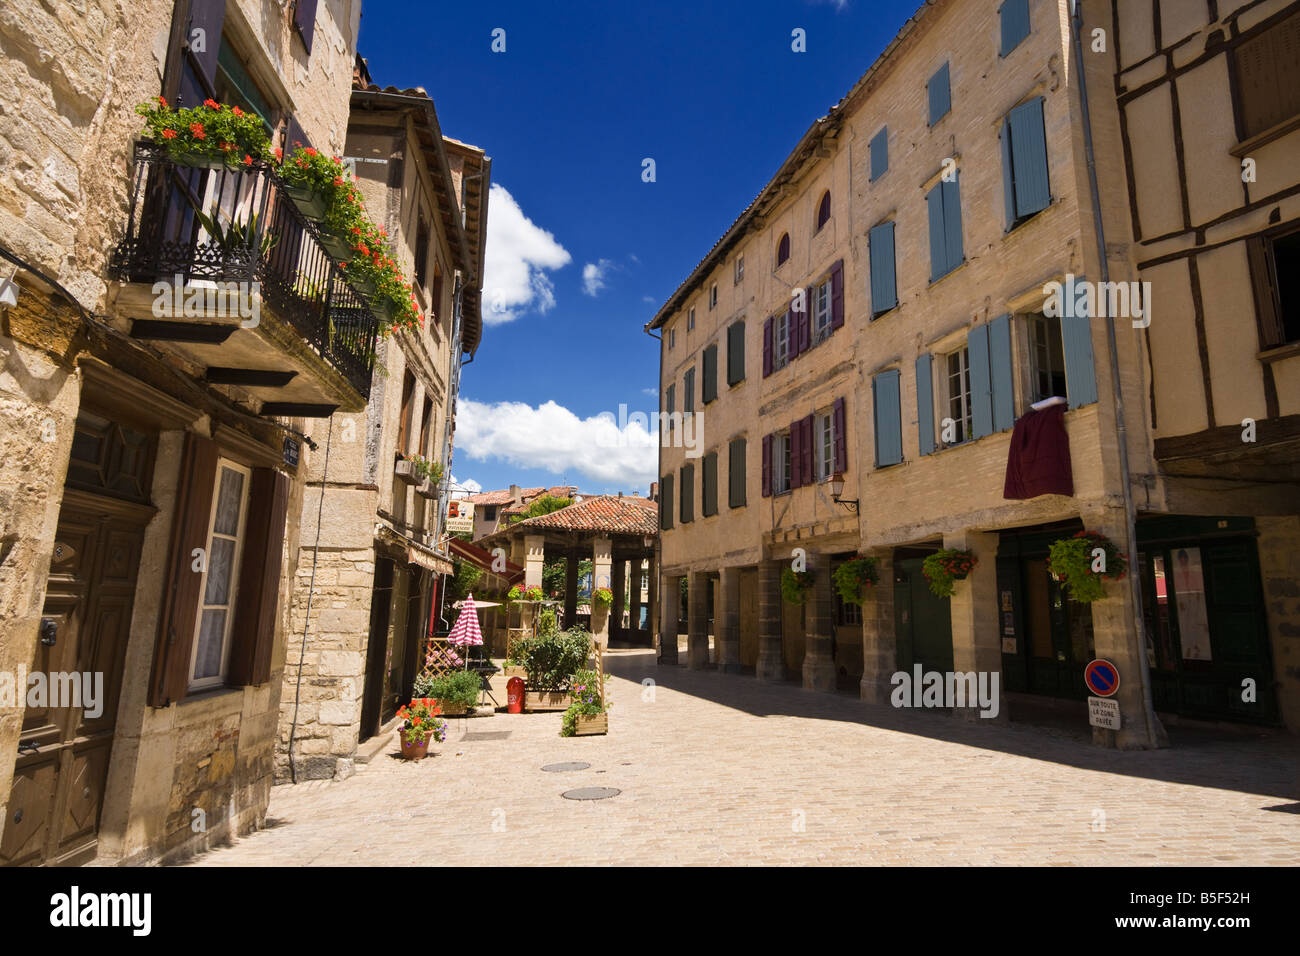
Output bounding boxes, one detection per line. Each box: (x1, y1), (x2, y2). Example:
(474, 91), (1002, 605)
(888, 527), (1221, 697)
(945, 530), (1007, 723)
(802, 551), (837, 691)
(564, 553), (578, 628)
(717, 565), (742, 673)
(657, 566), (678, 664)
(592, 535), (612, 646)
(612, 557), (627, 643)
(756, 559), (786, 681)
(524, 534), (545, 590)
(645, 555), (658, 649)
(860, 552), (897, 705)
(687, 569), (711, 669)
(628, 560), (644, 640)
(1081, 505), (1167, 749)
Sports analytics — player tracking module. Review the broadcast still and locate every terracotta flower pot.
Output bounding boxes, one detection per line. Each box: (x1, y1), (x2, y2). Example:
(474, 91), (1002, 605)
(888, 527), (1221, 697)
(399, 732), (433, 760)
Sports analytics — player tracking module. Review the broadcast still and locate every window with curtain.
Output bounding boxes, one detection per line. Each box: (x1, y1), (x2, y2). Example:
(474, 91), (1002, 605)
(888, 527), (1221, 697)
(190, 460), (251, 689)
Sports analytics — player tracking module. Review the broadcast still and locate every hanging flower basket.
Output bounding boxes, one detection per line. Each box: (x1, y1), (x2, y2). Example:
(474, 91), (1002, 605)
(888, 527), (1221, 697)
(1047, 530), (1127, 603)
(921, 549), (977, 599)
(591, 586), (613, 607)
(781, 567), (814, 605)
(832, 556), (880, 605)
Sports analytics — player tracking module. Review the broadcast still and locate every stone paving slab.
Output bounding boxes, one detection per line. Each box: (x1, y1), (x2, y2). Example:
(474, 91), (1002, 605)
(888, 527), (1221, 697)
(188, 650), (1300, 866)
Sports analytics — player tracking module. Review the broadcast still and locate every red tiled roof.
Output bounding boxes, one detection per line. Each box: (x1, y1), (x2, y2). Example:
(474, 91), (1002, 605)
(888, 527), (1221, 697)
(499, 495), (658, 536)
(447, 536), (524, 583)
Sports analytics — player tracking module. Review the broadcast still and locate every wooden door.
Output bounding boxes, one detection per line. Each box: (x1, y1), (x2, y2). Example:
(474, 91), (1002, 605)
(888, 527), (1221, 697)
(2, 490), (150, 866)
(359, 556), (393, 742)
(894, 557), (953, 674)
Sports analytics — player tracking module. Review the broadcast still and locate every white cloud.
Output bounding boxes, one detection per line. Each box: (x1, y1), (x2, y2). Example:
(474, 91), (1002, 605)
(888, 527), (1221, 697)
(448, 475), (482, 500)
(481, 183), (571, 325)
(582, 259), (614, 297)
(456, 398), (658, 488)
(641, 386), (658, 397)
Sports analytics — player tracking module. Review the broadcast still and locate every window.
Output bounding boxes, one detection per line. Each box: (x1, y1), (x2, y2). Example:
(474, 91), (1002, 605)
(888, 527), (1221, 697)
(728, 437), (747, 508)
(660, 473), (674, 530)
(773, 431), (792, 494)
(1000, 0), (1030, 56)
(945, 347), (973, 445)
(926, 176), (964, 281)
(483, 504), (497, 522)
(735, 254), (745, 284)
(1233, 9), (1300, 140)
(726, 321), (746, 385)
(709, 284), (718, 310)
(873, 369), (903, 467)
(813, 278), (833, 344)
(1249, 226), (1300, 346)
(928, 62), (951, 126)
(837, 593), (862, 626)
(776, 233), (790, 266)
(815, 410), (834, 481)
(869, 221), (898, 316)
(702, 344), (718, 404)
(1001, 97), (1051, 228)
(190, 460), (251, 689)
(688, 307), (695, 331)
(702, 451), (718, 517)
(773, 311), (790, 371)
(870, 126), (888, 181)
(684, 367), (695, 414)
(414, 215), (430, 289)
(679, 463), (694, 523)
(397, 371), (416, 455)
(1028, 313), (1068, 402)
(816, 191), (831, 232)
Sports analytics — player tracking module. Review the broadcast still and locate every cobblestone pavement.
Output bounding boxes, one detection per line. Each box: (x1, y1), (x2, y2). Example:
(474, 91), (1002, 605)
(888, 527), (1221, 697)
(190, 650), (1300, 866)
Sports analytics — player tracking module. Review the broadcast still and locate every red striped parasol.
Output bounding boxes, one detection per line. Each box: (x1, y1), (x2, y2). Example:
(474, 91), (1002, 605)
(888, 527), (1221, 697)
(447, 593), (483, 648)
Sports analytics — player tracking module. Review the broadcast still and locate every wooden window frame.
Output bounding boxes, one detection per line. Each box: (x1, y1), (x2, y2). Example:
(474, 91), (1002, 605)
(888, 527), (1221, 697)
(944, 346), (973, 446)
(188, 458), (252, 691)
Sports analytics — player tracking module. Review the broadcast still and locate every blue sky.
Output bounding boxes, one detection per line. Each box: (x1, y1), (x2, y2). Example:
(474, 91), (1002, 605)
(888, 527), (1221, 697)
(357, 0), (921, 497)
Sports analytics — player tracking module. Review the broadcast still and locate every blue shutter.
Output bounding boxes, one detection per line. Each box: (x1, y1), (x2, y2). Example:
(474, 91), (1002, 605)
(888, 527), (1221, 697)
(916, 354), (935, 456)
(1000, 118), (1017, 230)
(926, 184), (946, 281)
(870, 126), (888, 181)
(1000, 0), (1031, 56)
(1009, 98), (1051, 218)
(869, 222), (897, 315)
(988, 314), (1015, 431)
(1061, 295), (1099, 408)
(928, 62), (951, 125)
(967, 324), (993, 440)
(873, 370), (903, 467)
(942, 177), (964, 274)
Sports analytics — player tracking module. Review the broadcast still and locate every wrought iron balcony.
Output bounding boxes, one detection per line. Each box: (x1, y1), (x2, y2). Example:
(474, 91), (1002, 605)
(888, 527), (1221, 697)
(109, 143), (379, 407)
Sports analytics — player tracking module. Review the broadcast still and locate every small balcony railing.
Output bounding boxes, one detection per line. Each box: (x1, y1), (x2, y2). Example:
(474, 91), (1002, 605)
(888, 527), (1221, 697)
(110, 143), (379, 400)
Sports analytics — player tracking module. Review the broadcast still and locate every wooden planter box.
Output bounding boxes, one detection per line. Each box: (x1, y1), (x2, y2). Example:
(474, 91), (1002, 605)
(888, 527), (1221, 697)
(574, 713), (608, 736)
(436, 701), (468, 716)
(394, 459), (420, 485)
(416, 478), (439, 500)
(523, 690), (571, 712)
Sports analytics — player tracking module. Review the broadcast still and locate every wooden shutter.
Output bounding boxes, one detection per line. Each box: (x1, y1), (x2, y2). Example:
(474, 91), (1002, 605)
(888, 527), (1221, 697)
(927, 183), (947, 281)
(762, 316), (773, 377)
(702, 344), (718, 403)
(870, 126), (888, 181)
(229, 468), (289, 686)
(761, 434), (773, 497)
(176, 0), (226, 108)
(968, 323), (994, 439)
(727, 321), (746, 385)
(1061, 293), (1099, 408)
(729, 437), (747, 508)
(873, 370), (903, 467)
(787, 307), (799, 359)
(293, 0), (319, 55)
(942, 177), (964, 275)
(684, 367), (694, 414)
(869, 222), (897, 315)
(702, 452), (717, 517)
(1000, 0), (1030, 56)
(830, 259), (844, 330)
(928, 62), (951, 125)
(916, 354), (936, 455)
(832, 397), (847, 472)
(149, 432), (218, 707)
(789, 419), (802, 488)
(988, 313), (1016, 431)
(660, 474), (673, 529)
(1000, 118), (1018, 229)
(680, 464), (694, 523)
(1234, 11), (1300, 139)
(666, 383), (675, 416)
(1247, 235), (1285, 347)
(802, 415), (815, 485)
(1009, 98), (1050, 218)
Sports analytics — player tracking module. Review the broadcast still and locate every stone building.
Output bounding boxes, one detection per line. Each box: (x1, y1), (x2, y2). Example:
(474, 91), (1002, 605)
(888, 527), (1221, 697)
(0, 0), (365, 864)
(465, 484), (582, 540)
(648, 0), (1300, 745)
(275, 68), (491, 782)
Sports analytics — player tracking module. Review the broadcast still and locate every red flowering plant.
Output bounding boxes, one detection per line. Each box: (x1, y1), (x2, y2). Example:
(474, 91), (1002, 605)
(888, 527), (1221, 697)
(277, 145), (363, 227)
(1048, 530), (1127, 603)
(921, 549), (977, 598)
(134, 97), (272, 166)
(395, 698), (446, 745)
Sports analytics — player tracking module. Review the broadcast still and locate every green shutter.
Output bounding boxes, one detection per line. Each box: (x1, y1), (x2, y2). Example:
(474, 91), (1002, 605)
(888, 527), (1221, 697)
(660, 474), (674, 530)
(916, 353), (935, 455)
(702, 345), (718, 404)
(729, 437), (747, 508)
(684, 367), (695, 414)
(873, 370), (903, 467)
(988, 313), (1015, 431)
(702, 451), (718, 516)
(727, 322), (745, 385)
(679, 463), (694, 523)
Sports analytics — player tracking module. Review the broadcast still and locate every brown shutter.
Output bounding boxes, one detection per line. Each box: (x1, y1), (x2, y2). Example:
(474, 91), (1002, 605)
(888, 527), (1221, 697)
(1246, 235), (1284, 348)
(802, 414), (816, 484)
(229, 468), (291, 686)
(833, 397), (847, 473)
(830, 259), (845, 330)
(148, 432), (218, 707)
(761, 434), (772, 497)
(762, 317), (773, 376)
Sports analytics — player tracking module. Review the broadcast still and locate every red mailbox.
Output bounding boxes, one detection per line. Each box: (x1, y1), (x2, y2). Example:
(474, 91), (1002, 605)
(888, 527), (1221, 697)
(507, 677), (525, 714)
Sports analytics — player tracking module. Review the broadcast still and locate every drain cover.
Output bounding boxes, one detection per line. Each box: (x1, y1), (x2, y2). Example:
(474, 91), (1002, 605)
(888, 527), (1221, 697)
(541, 761), (591, 772)
(562, 787), (620, 801)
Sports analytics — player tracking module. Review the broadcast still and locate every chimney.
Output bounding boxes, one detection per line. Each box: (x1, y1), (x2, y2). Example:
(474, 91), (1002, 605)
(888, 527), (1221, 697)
(509, 483), (520, 504)
(649, 481), (658, 500)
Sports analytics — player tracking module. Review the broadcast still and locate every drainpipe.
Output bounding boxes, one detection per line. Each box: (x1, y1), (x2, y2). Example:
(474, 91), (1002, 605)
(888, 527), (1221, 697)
(1069, 0), (1159, 749)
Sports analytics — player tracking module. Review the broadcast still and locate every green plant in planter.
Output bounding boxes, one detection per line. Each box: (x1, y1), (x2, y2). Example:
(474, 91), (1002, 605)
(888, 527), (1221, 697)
(424, 670), (482, 710)
(921, 549), (977, 599)
(832, 556), (880, 605)
(560, 668), (608, 737)
(405, 454), (443, 485)
(537, 606), (559, 636)
(518, 627), (591, 691)
(591, 586), (613, 608)
(135, 97), (273, 165)
(1048, 530), (1127, 603)
(781, 567), (814, 605)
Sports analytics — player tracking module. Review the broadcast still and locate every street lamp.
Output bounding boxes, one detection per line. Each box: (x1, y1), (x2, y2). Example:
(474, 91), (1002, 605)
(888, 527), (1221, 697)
(830, 471), (858, 512)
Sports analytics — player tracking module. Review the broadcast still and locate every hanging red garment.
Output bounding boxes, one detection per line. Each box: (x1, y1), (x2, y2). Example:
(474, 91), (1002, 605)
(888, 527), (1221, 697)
(1004, 401), (1074, 499)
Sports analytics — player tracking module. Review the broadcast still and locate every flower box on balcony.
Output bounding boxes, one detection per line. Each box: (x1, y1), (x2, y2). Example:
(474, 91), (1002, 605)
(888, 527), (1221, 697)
(320, 232), (353, 262)
(174, 153), (230, 171)
(283, 184), (328, 222)
(416, 478), (439, 500)
(394, 458), (420, 485)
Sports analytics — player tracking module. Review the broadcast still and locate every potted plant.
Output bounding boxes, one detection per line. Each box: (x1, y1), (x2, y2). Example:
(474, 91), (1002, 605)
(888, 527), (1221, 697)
(424, 670), (482, 716)
(832, 556), (880, 605)
(1048, 530), (1127, 603)
(394, 453), (420, 485)
(781, 567), (814, 605)
(921, 549), (977, 598)
(134, 96), (273, 168)
(394, 698), (446, 760)
(560, 668), (609, 736)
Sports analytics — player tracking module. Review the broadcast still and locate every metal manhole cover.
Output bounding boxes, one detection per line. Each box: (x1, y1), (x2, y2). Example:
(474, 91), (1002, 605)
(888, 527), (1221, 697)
(561, 787), (620, 801)
(462, 731), (511, 741)
(541, 762), (591, 772)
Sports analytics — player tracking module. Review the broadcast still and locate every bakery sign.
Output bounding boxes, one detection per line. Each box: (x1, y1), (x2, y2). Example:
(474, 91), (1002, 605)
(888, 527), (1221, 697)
(445, 499), (474, 533)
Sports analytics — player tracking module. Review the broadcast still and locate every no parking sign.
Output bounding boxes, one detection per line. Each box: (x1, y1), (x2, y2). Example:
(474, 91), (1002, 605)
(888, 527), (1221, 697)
(1084, 658), (1120, 697)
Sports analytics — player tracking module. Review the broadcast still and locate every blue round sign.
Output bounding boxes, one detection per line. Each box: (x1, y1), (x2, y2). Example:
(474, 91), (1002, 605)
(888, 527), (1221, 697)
(1084, 658), (1120, 697)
